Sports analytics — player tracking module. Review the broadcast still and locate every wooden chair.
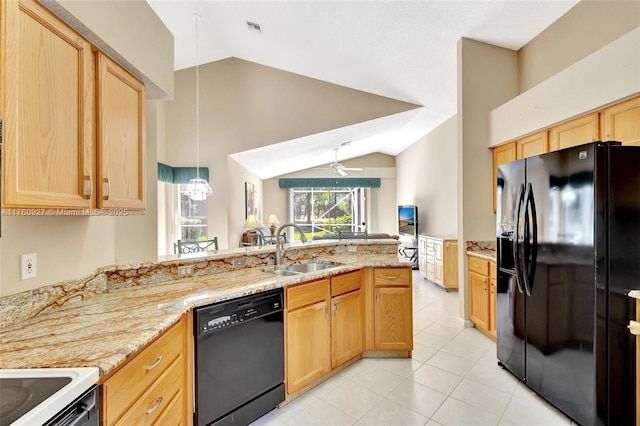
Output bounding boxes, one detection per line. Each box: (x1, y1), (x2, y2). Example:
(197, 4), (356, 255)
(176, 238), (218, 254)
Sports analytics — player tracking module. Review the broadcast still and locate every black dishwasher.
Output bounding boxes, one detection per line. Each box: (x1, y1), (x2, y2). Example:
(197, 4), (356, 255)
(194, 288), (284, 426)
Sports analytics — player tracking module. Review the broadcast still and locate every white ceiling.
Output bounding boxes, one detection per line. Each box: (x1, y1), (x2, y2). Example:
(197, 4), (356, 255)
(147, 0), (578, 179)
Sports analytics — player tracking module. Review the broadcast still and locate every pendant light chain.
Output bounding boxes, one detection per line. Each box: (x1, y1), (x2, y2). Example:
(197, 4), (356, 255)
(195, 13), (201, 179)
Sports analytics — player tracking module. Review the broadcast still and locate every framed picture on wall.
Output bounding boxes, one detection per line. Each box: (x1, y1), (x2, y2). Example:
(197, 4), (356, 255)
(245, 182), (255, 218)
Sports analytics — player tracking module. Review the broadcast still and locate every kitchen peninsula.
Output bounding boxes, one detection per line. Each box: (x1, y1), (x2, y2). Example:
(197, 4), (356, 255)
(0, 239), (412, 424)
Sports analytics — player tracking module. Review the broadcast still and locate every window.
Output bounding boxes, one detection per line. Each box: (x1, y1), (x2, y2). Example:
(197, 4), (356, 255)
(179, 184), (207, 241)
(289, 187), (366, 240)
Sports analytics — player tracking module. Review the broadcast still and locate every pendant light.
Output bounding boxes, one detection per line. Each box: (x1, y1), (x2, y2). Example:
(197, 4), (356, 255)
(183, 13), (213, 201)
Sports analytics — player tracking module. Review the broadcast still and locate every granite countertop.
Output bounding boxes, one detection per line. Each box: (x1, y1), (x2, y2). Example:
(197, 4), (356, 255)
(0, 250), (407, 377)
(465, 240), (497, 262)
(628, 290), (640, 300)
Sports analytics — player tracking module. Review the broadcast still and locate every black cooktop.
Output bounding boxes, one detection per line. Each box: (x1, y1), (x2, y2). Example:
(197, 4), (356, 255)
(0, 377), (71, 425)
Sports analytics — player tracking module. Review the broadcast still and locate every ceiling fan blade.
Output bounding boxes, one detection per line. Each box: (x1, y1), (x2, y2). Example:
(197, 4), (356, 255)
(337, 168), (348, 176)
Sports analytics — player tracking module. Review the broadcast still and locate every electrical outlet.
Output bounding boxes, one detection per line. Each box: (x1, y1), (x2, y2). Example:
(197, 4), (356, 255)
(347, 246), (358, 253)
(178, 265), (194, 277)
(20, 253), (37, 280)
(233, 258), (247, 269)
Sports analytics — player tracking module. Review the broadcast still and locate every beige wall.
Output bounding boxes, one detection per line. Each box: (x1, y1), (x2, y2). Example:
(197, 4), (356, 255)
(396, 115), (458, 238)
(518, 0), (640, 93)
(457, 38), (519, 321)
(163, 58), (416, 248)
(227, 159), (264, 249)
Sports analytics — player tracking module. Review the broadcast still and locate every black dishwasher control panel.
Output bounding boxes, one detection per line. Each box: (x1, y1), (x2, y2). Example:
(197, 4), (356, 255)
(196, 289), (283, 335)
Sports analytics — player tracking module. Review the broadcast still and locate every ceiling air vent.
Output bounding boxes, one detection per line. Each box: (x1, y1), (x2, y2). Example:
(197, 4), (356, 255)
(246, 21), (262, 33)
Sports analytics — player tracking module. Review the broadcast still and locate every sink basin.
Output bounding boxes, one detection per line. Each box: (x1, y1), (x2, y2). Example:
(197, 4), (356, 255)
(266, 269), (302, 276)
(285, 263), (340, 273)
(265, 263), (341, 276)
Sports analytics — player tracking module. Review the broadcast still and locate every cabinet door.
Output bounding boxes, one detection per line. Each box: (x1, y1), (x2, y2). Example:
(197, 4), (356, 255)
(374, 287), (413, 350)
(96, 52), (146, 210)
(517, 131), (548, 159)
(469, 271), (490, 332)
(286, 301), (331, 394)
(331, 290), (364, 368)
(443, 241), (459, 289)
(549, 113), (599, 152)
(600, 96), (640, 146)
(492, 142), (516, 212)
(2, 0), (93, 209)
(489, 278), (497, 334)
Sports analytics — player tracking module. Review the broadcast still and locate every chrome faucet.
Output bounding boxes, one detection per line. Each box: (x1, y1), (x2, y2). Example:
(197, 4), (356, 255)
(275, 223), (307, 266)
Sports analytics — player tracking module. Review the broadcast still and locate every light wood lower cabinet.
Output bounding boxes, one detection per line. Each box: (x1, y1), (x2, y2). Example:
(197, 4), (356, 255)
(100, 315), (190, 425)
(468, 255), (497, 339)
(372, 268), (413, 350)
(286, 296), (331, 394)
(331, 270), (364, 369)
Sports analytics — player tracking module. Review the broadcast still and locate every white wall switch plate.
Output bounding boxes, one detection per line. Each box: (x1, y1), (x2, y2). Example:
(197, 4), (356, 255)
(21, 253), (37, 280)
(178, 265), (194, 277)
(347, 246), (358, 253)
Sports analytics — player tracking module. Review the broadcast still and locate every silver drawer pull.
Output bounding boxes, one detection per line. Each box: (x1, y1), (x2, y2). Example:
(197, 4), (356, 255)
(385, 276), (399, 279)
(628, 320), (640, 336)
(145, 355), (163, 371)
(146, 396), (163, 414)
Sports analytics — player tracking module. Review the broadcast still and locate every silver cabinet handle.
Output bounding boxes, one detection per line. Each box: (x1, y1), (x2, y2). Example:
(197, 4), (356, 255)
(83, 176), (92, 199)
(333, 301), (337, 315)
(376, 292), (380, 304)
(103, 178), (110, 200)
(145, 355), (163, 371)
(385, 276), (399, 280)
(146, 396), (163, 414)
(325, 306), (328, 320)
(628, 320), (640, 335)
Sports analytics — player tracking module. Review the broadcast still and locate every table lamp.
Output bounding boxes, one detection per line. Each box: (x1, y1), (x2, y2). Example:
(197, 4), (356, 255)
(243, 214), (265, 246)
(267, 214), (280, 236)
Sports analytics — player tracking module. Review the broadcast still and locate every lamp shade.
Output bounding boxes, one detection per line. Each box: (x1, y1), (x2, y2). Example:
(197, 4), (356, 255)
(183, 177), (213, 201)
(243, 214), (264, 228)
(267, 214), (280, 226)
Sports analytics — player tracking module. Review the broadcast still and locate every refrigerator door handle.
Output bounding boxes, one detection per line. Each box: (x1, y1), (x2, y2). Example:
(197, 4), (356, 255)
(527, 184), (538, 295)
(513, 183), (525, 294)
(521, 183), (537, 296)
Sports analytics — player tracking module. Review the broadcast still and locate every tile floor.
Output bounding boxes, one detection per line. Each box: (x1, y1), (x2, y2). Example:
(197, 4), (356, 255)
(252, 270), (575, 426)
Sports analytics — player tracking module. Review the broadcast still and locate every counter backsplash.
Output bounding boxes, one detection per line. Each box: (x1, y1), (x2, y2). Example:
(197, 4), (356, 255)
(0, 241), (399, 329)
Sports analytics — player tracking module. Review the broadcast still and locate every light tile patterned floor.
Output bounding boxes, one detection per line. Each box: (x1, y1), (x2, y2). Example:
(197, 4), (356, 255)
(252, 270), (574, 426)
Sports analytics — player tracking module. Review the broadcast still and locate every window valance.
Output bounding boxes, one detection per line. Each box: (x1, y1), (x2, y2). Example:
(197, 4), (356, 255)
(157, 163), (210, 184)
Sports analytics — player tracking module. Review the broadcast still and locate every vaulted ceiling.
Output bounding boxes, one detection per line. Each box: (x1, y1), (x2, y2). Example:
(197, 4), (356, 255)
(147, 0), (579, 178)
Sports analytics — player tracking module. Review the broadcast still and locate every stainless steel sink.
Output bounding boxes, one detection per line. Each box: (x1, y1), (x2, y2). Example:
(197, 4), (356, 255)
(266, 269), (302, 276)
(265, 262), (341, 276)
(285, 263), (339, 273)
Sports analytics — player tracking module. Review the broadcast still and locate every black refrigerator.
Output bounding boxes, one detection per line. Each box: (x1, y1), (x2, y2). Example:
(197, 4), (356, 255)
(496, 141), (638, 426)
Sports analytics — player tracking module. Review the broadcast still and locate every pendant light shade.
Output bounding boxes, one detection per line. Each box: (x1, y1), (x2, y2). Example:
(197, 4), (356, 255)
(183, 13), (213, 201)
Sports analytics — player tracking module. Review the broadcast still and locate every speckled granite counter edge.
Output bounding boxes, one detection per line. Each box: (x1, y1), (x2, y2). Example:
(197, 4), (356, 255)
(0, 240), (401, 329)
(466, 240), (497, 262)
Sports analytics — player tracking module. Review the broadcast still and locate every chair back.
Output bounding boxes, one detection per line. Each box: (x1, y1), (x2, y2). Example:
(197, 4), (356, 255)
(177, 238), (218, 254)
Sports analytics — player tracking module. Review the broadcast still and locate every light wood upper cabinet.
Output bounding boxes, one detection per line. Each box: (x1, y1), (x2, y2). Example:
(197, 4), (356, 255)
(517, 131), (548, 159)
(600, 96), (640, 146)
(549, 113), (599, 151)
(492, 142), (516, 212)
(96, 52), (146, 210)
(1, 0), (94, 209)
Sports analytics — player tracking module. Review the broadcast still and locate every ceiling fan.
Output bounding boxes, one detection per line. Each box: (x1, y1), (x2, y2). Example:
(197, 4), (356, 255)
(314, 147), (363, 176)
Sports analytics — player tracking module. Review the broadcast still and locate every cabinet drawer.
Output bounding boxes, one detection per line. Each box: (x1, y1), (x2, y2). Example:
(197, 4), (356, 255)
(373, 268), (411, 286)
(287, 279), (330, 310)
(468, 256), (489, 275)
(426, 239), (434, 247)
(103, 321), (182, 423)
(489, 262), (497, 280)
(115, 356), (183, 425)
(153, 389), (184, 426)
(331, 270), (362, 297)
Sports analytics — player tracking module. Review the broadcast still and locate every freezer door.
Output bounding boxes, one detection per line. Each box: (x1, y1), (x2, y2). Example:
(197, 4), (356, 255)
(496, 159), (526, 380)
(525, 144), (597, 426)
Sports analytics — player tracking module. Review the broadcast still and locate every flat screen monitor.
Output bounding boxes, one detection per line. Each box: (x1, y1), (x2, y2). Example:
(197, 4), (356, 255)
(398, 205), (418, 237)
